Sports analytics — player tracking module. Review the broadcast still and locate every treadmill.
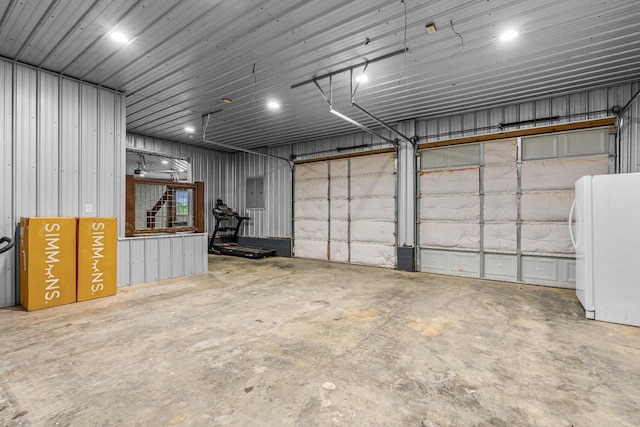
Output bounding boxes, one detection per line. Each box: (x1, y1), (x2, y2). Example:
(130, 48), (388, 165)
(208, 200), (276, 259)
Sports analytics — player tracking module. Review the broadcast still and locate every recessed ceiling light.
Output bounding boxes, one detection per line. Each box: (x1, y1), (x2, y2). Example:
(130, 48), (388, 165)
(162, 160), (169, 165)
(110, 31), (129, 43)
(267, 100), (280, 110)
(500, 29), (519, 41)
(356, 74), (369, 83)
(222, 97), (232, 104)
(185, 127), (195, 133)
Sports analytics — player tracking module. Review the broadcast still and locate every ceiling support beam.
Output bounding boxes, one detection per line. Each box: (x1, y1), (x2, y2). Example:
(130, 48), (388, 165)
(349, 68), (414, 146)
(312, 75), (395, 145)
(291, 48), (407, 89)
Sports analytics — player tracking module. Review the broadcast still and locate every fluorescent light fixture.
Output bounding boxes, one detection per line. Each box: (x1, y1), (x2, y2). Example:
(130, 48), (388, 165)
(500, 29), (519, 41)
(267, 100), (281, 110)
(161, 160), (169, 165)
(185, 127), (194, 133)
(110, 31), (129, 43)
(355, 74), (369, 83)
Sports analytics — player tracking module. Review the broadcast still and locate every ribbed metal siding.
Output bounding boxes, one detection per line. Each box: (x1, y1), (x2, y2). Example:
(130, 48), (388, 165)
(619, 82), (640, 173)
(415, 86), (632, 142)
(0, 60), (13, 306)
(0, 59), (126, 308)
(224, 147), (293, 239)
(117, 233), (208, 287)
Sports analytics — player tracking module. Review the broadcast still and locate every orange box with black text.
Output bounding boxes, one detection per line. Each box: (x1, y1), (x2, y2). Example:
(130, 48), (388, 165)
(76, 217), (118, 302)
(19, 217), (77, 311)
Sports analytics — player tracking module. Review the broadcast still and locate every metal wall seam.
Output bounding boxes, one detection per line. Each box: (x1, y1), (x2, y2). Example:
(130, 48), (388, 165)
(80, 84), (98, 218)
(98, 89), (117, 217)
(16, 65), (37, 218)
(0, 61), (13, 307)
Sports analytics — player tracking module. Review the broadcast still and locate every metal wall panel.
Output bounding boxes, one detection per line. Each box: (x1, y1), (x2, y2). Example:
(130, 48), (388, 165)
(158, 237), (172, 279)
(97, 90), (117, 216)
(59, 78), (80, 217)
(619, 83), (640, 173)
(171, 236), (185, 278)
(116, 234), (208, 287)
(38, 71), (59, 216)
(15, 65), (38, 218)
(144, 238), (159, 283)
(396, 120), (415, 247)
(129, 239), (146, 285)
(0, 60), (14, 306)
(0, 59), (126, 307)
(79, 84), (98, 217)
(226, 146), (293, 239)
(416, 87), (619, 142)
(117, 238), (130, 287)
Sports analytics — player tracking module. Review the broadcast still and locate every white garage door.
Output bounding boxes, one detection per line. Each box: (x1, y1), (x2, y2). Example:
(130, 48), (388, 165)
(418, 128), (611, 287)
(293, 152), (397, 268)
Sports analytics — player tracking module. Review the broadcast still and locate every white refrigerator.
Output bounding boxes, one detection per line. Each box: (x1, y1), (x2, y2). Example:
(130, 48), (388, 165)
(571, 173), (640, 327)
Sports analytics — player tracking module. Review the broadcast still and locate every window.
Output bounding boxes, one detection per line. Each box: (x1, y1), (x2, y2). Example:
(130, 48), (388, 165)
(125, 177), (204, 237)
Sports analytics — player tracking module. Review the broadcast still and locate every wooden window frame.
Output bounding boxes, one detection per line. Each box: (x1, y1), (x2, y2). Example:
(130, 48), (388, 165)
(125, 175), (205, 237)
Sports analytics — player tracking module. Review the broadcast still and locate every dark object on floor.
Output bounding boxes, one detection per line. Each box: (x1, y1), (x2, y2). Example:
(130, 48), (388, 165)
(208, 200), (275, 259)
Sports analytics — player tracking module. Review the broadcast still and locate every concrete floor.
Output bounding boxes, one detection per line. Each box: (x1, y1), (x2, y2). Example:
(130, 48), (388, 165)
(1, 256), (639, 427)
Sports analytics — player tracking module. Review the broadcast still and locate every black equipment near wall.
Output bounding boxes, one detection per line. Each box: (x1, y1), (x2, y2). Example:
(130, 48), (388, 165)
(0, 236), (13, 254)
(208, 200), (275, 259)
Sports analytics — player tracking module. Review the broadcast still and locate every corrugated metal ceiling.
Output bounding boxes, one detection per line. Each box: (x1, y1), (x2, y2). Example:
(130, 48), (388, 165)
(1, 0), (639, 151)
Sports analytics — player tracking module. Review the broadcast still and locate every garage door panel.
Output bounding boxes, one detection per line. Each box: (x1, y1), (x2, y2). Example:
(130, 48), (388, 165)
(295, 239), (328, 260)
(484, 194), (517, 221)
(295, 199), (328, 219)
(350, 153), (395, 175)
(330, 199), (349, 220)
(350, 197), (395, 220)
(294, 152), (396, 268)
(330, 242), (349, 263)
(296, 162), (328, 180)
(484, 166), (517, 193)
(294, 178), (328, 200)
(350, 221), (395, 244)
(330, 177), (349, 198)
(420, 195), (480, 221)
(521, 156), (609, 191)
(350, 243), (396, 268)
(420, 168), (479, 195)
(484, 223), (517, 252)
(484, 139), (517, 164)
(521, 192), (574, 222)
(294, 220), (328, 240)
(418, 129), (609, 286)
(330, 220), (349, 241)
(420, 222), (480, 250)
(330, 159), (349, 177)
(351, 175), (395, 197)
(521, 223), (573, 255)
